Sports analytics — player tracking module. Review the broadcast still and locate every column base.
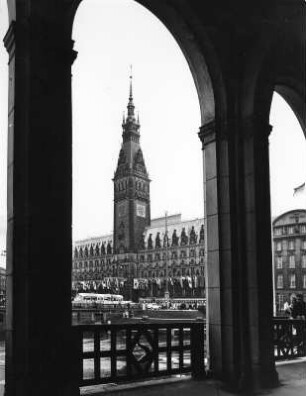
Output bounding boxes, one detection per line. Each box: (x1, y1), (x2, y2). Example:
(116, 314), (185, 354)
(4, 381), (80, 396)
(237, 366), (279, 393)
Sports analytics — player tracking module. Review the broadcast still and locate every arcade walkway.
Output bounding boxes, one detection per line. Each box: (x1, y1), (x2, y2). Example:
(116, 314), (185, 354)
(81, 359), (306, 396)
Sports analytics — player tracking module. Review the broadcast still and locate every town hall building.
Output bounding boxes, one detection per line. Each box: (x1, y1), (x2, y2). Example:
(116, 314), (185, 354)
(72, 77), (205, 300)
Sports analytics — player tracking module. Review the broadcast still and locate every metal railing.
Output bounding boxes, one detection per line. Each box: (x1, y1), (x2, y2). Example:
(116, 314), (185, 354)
(273, 318), (306, 360)
(75, 321), (205, 386)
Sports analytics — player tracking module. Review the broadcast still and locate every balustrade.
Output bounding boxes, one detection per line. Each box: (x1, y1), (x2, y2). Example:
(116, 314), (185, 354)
(74, 321), (205, 386)
(273, 318), (306, 360)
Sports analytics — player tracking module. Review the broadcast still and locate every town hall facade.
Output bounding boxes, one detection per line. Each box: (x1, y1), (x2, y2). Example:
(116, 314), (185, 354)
(72, 77), (205, 300)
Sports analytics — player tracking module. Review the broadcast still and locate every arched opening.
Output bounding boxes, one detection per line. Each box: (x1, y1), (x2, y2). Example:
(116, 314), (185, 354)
(269, 92), (306, 316)
(71, 0), (214, 383)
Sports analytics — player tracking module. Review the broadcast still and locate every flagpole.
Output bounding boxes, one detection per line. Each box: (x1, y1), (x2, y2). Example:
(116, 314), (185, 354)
(164, 211), (170, 303)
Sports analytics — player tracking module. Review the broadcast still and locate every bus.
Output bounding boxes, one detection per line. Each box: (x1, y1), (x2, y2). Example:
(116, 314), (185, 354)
(72, 293), (124, 307)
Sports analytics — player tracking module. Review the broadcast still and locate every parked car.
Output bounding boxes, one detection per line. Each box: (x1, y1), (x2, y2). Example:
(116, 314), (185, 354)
(146, 303), (161, 310)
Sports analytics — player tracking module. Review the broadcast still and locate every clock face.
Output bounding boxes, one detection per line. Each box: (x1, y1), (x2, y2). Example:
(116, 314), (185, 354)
(118, 202), (126, 217)
(136, 203), (146, 218)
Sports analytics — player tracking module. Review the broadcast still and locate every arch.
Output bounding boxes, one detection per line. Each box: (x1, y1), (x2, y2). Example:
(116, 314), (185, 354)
(66, 0), (222, 126)
(241, 14), (305, 137)
(274, 85), (305, 135)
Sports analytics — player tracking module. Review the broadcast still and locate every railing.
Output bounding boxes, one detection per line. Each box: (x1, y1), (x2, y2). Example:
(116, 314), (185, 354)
(273, 318), (306, 360)
(75, 321), (205, 387)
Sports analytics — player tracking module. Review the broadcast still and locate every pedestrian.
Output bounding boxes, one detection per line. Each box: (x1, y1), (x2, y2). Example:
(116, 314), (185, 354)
(285, 294), (297, 318)
(294, 294), (306, 320)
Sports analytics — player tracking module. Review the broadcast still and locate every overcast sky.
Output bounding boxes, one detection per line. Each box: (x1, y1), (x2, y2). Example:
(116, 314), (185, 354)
(0, 0), (305, 266)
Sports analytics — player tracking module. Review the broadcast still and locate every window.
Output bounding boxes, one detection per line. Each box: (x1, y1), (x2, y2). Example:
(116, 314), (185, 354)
(302, 255), (306, 268)
(301, 225), (306, 234)
(181, 250), (187, 258)
(303, 275), (306, 289)
(155, 253), (160, 261)
(289, 255), (295, 268)
(274, 228), (282, 236)
(277, 294), (285, 308)
(288, 240), (295, 250)
(171, 251), (177, 259)
(282, 240), (287, 250)
(288, 226), (294, 235)
(277, 275), (283, 289)
(290, 274), (296, 289)
(276, 242), (282, 251)
(190, 249), (195, 257)
(276, 256), (283, 269)
(302, 240), (306, 250)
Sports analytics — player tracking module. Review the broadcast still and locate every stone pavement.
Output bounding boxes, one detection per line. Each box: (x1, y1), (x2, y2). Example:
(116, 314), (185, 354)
(81, 359), (306, 396)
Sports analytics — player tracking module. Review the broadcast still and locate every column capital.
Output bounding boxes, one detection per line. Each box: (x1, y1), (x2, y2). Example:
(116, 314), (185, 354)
(242, 115), (273, 141)
(198, 121), (216, 148)
(4, 20), (78, 66)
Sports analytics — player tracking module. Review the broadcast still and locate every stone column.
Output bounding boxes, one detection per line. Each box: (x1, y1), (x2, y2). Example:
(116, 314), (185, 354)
(4, 19), (79, 396)
(241, 116), (279, 388)
(199, 116), (279, 390)
(198, 120), (239, 385)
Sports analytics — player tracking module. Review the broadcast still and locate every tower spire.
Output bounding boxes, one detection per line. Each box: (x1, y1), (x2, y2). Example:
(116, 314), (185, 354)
(127, 65), (135, 118)
(129, 65), (133, 100)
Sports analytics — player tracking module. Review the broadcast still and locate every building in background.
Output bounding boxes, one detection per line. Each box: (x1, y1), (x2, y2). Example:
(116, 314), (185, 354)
(273, 209), (306, 314)
(72, 214), (205, 301)
(72, 78), (205, 300)
(0, 266), (6, 305)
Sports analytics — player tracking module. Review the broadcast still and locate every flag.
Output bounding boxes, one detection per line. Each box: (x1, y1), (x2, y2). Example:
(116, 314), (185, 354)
(133, 279), (139, 289)
(293, 182), (305, 196)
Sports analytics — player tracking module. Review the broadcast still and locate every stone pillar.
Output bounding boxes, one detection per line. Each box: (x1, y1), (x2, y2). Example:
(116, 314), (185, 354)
(241, 116), (279, 388)
(198, 120), (239, 384)
(199, 116), (279, 390)
(4, 19), (79, 396)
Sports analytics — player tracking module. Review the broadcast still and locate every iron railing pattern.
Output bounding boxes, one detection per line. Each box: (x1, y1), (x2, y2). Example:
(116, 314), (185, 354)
(75, 321), (205, 386)
(273, 318), (306, 360)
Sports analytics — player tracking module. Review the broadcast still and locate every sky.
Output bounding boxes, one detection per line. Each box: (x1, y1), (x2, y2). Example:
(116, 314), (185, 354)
(0, 0), (305, 267)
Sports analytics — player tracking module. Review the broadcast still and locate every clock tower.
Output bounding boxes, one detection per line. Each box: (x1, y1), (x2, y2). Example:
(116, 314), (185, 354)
(113, 74), (151, 254)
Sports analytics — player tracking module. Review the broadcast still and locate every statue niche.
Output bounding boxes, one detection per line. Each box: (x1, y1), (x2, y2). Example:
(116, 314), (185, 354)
(172, 229), (179, 246)
(139, 233), (146, 250)
(180, 228), (188, 246)
(189, 226), (197, 244)
(106, 242), (112, 255)
(155, 232), (161, 248)
(148, 234), (153, 249)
